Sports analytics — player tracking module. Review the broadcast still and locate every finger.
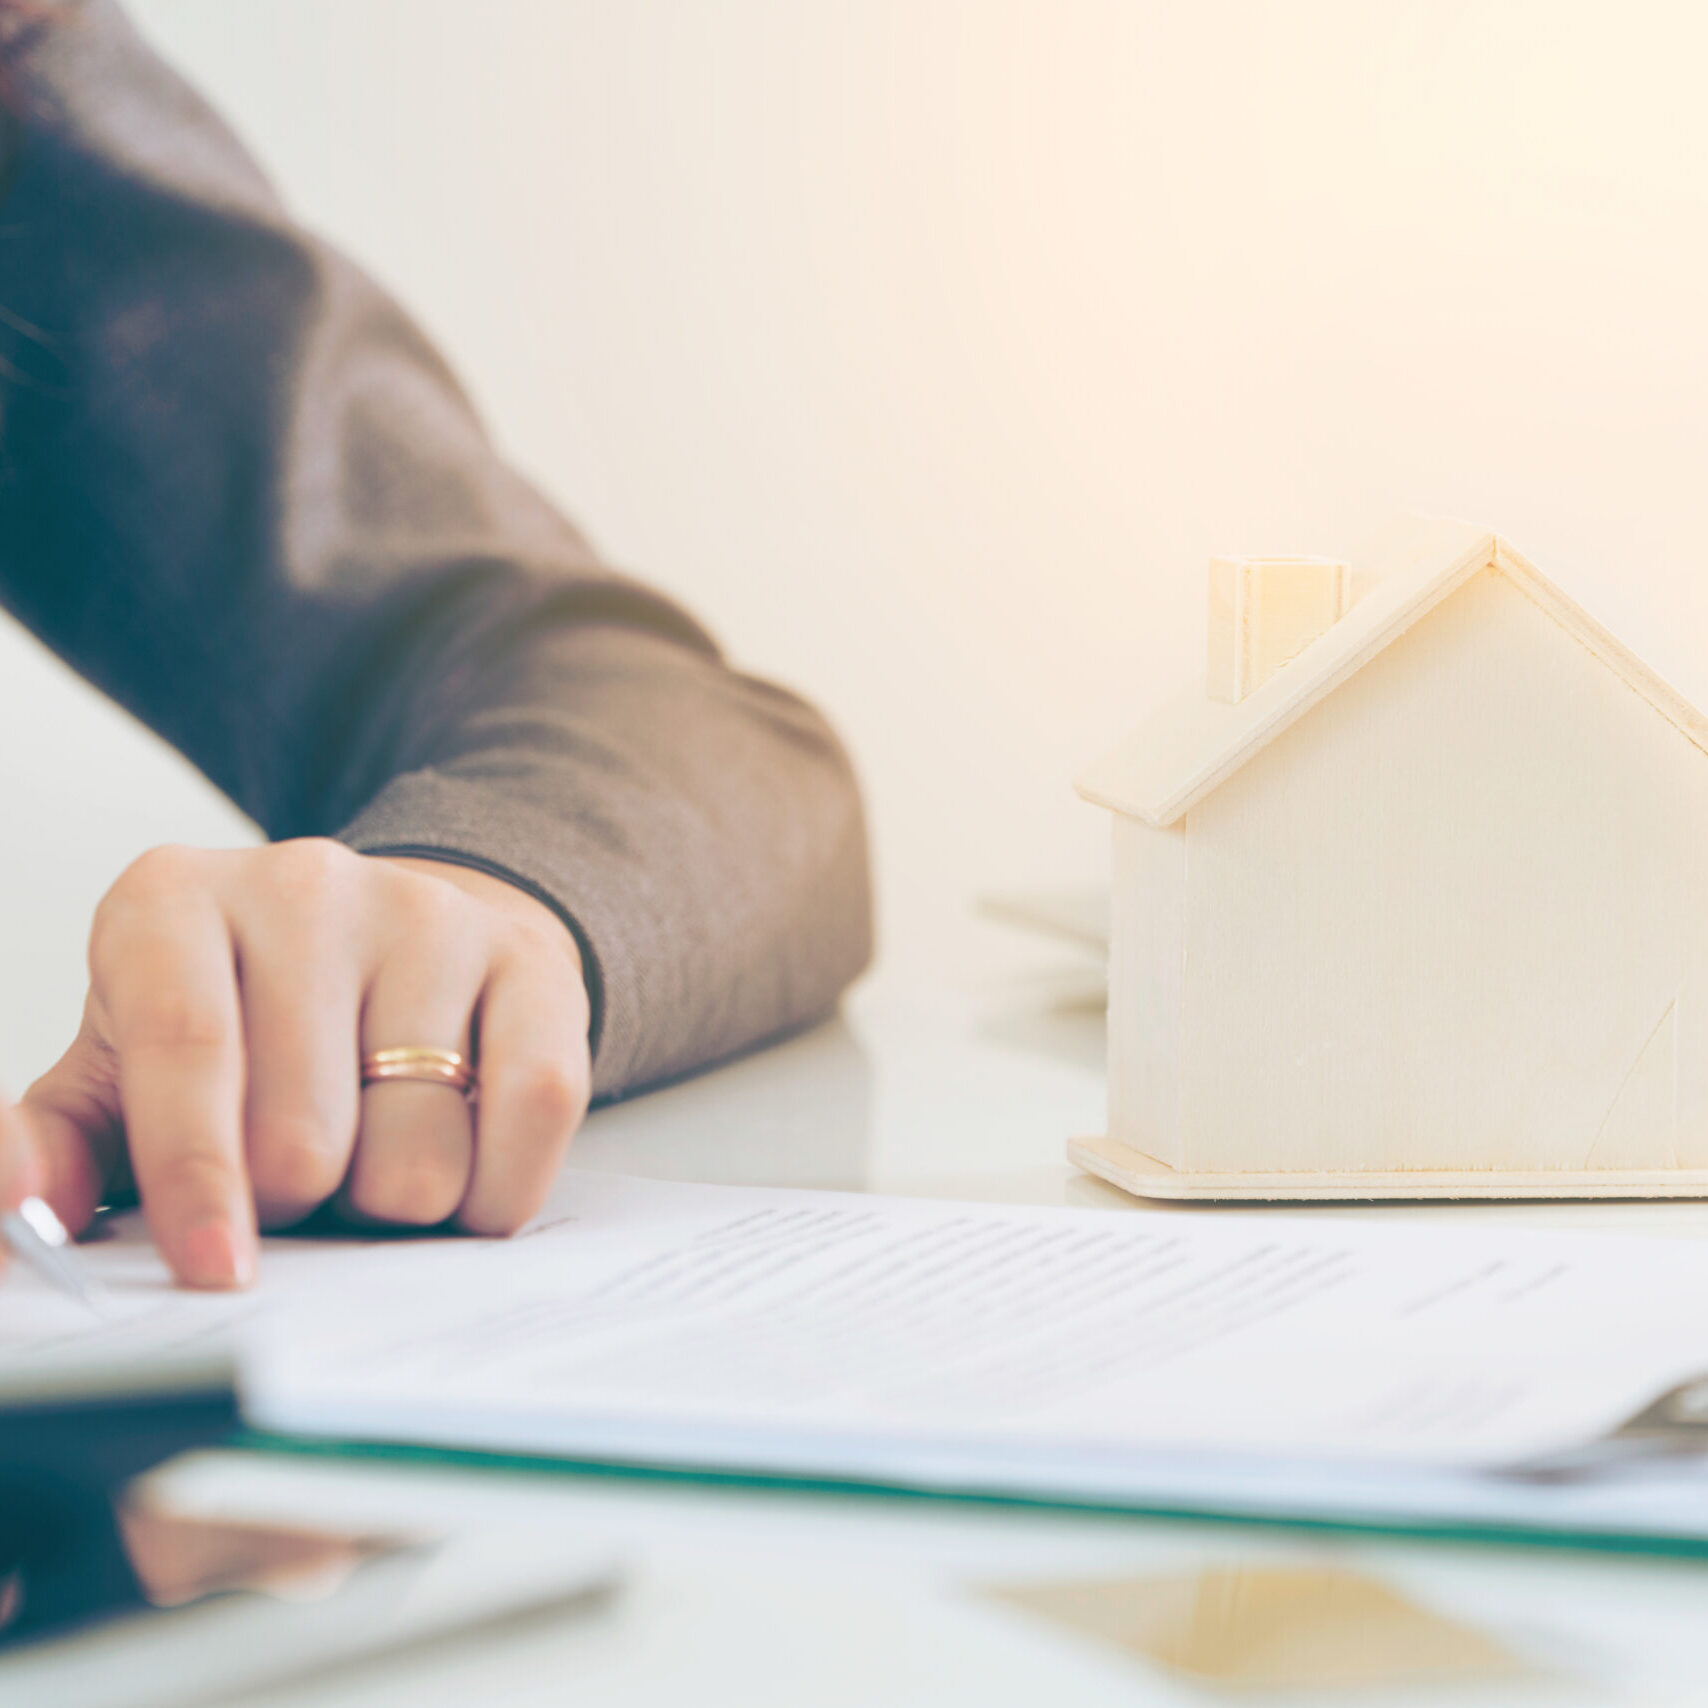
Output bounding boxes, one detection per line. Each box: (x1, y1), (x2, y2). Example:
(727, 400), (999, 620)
(18, 1008), (125, 1235)
(232, 860), (365, 1228)
(0, 1095), (24, 1280)
(339, 898), (484, 1228)
(458, 946), (591, 1235)
(0, 1093), (41, 1213)
(92, 864), (254, 1288)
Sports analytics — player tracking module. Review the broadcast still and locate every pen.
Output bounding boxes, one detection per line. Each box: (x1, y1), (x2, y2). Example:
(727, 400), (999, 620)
(0, 1196), (106, 1313)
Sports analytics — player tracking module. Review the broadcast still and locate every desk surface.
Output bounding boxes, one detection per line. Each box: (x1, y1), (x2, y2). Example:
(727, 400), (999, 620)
(132, 934), (1708, 1705)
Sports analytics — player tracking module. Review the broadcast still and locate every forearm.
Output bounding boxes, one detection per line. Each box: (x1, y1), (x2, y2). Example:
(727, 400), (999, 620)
(337, 622), (873, 1098)
(0, 2), (873, 1096)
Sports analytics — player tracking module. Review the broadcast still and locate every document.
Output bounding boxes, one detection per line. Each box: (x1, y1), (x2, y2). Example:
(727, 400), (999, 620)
(11, 1175), (1708, 1540)
(0, 1224), (364, 1394)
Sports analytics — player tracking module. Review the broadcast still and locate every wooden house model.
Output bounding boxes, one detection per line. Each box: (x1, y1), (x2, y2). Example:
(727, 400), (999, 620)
(1072, 515), (1708, 1200)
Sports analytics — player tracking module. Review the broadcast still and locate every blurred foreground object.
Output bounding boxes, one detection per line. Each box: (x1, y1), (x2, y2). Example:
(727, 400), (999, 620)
(0, 1352), (615, 1706)
(0, 1352), (239, 1642)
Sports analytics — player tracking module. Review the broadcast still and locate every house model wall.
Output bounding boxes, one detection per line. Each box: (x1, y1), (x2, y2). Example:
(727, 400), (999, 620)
(1072, 516), (1708, 1200)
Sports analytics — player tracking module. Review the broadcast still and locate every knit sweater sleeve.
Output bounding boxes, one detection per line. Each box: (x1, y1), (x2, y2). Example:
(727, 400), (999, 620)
(0, 1), (873, 1094)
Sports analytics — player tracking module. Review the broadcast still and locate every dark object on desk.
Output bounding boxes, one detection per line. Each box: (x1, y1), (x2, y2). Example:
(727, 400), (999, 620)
(0, 1355), (238, 1643)
(0, 1360), (619, 1707)
(0, 1520), (618, 1708)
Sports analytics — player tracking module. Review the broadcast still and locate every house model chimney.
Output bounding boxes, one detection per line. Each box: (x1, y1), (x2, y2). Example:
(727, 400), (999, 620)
(1206, 555), (1351, 703)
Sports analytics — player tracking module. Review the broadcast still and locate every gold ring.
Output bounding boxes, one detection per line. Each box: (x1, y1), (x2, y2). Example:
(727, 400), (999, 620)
(360, 1046), (475, 1097)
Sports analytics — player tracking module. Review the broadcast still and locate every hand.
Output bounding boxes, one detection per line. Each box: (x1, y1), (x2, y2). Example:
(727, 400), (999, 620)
(0, 1092), (43, 1278)
(18, 841), (592, 1289)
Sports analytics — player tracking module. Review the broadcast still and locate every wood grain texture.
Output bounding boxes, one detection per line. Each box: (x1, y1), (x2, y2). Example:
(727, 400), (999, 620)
(1076, 516), (1493, 827)
(1206, 556), (1351, 703)
(1069, 1135), (1708, 1202)
(1108, 816), (1186, 1166)
(1147, 568), (1708, 1174)
(1099, 544), (1708, 1184)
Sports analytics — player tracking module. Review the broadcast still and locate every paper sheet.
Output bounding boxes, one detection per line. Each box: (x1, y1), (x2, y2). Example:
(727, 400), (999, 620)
(0, 1222), (366, 1395)
(12, 1175), (1708, 1534)
(243, 1177), (1708, 1468)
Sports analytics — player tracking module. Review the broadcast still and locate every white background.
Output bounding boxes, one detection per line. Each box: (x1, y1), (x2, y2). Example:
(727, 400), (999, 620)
(3, 0), (1707, 1089)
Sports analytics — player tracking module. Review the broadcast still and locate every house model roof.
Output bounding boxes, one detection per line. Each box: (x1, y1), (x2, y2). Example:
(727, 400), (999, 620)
(1076, 514), (1708, 829)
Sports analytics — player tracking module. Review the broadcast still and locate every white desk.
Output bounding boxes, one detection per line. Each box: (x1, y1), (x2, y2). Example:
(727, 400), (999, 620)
(128, 935), (1708, 1704)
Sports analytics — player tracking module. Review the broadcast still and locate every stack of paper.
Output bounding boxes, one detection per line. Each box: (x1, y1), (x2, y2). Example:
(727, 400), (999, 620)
(9, 1175), (1708, 1547)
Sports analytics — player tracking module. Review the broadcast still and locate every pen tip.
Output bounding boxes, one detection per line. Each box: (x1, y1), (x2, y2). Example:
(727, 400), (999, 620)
(17, 1195), (73, 1248)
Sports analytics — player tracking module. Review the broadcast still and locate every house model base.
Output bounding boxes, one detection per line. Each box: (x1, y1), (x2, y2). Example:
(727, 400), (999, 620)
(1070, 1135), (1708, 1203)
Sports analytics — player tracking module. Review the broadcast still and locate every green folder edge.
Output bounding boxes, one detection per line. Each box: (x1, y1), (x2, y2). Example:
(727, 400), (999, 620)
(234, 1428), (1708, 1562)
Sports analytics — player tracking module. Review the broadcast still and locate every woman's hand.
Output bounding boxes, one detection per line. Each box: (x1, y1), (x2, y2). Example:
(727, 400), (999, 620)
(18, 841), (592, 1289)
(0, 1094), (42, 1278)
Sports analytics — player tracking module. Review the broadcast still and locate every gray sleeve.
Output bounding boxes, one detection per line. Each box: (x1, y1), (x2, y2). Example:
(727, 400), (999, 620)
(0, 1), (872, 1096)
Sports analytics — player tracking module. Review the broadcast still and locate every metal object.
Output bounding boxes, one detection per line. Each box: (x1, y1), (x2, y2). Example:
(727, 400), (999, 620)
(0, 1197), (105, 1314)
(360, 1047), (476, 1098)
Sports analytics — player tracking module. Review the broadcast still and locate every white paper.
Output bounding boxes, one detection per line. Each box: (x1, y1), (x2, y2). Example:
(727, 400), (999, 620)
(243, 1176), (1708, 1473)
(0, 1221), (369, 1394)
(14, 1175), (1708, 1537)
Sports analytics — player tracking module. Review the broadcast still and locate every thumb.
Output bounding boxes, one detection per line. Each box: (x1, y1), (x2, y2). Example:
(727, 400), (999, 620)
(18, 1014), (125, 1237)
(0, 1091), (42, 1212)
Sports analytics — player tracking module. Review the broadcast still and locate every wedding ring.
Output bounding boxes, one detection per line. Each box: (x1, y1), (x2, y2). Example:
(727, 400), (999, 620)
(360, 1046), (476, 1098)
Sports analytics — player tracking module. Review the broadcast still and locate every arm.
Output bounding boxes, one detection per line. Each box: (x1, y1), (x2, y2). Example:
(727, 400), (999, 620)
(0, 1), (872, 1102)
(0, 2), (872, 1284)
